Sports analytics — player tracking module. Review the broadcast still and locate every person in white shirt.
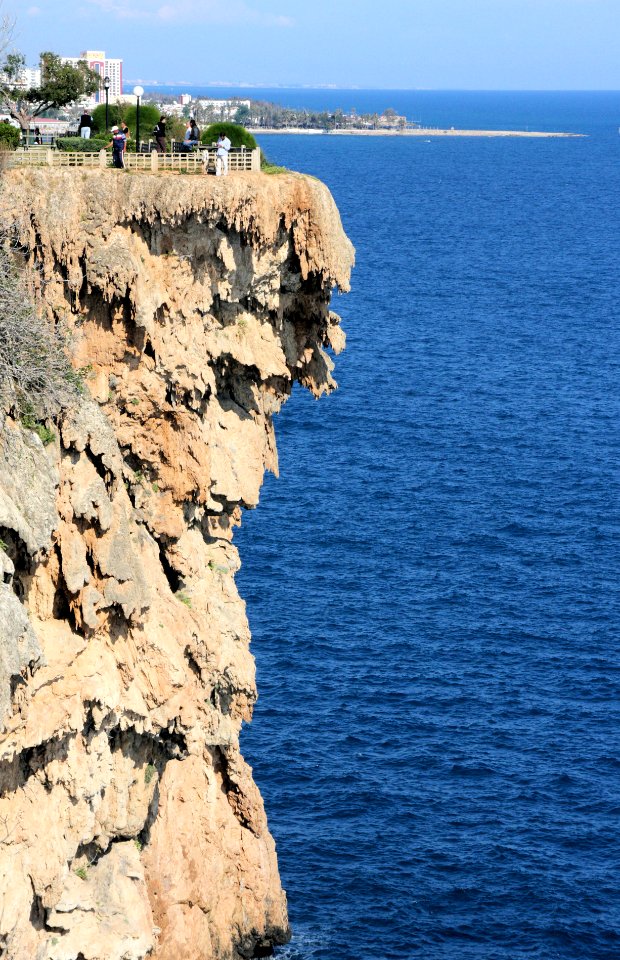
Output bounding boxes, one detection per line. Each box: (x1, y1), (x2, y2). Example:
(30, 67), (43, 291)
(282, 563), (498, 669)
(216, 133), (232, 176)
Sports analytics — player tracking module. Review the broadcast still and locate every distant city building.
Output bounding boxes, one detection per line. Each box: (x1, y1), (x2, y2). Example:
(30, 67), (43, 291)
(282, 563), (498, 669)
(377, 112), (407, 128)
(179, 94), (192, 105)
(0, 65), (41, 89)
(15, 66), (42, 89)
(194, 98), (250, 120)
(62, 51), (123, 103)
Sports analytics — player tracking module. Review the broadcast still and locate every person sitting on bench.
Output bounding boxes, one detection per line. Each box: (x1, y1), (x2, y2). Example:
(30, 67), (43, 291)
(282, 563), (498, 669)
(183, 119), (200, 151)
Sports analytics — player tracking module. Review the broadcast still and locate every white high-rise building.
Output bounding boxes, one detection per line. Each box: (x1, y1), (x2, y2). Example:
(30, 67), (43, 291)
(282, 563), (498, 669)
(16, 66), (42, 89)
(62, 51), (123, 103)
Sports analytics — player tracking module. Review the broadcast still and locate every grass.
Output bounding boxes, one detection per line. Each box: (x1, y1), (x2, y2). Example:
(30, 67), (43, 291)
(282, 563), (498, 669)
(74, 866), (88, 881)
(20, 409), (56, 446)
(144, 763), (156, 785)
(261, 161), (288, 175)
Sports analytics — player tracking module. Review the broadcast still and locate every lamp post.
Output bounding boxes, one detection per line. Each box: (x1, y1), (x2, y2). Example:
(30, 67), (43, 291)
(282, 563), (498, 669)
(133, 85), (144, 151)
(103, 75), (110, 132)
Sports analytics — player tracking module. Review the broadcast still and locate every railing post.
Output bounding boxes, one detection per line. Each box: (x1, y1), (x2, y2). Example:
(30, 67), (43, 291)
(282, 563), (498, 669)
(46, 149), (54, 166)
(251, 147), (261, 172)
(151, 150), (158, 172)
(99, 149), (107, 169)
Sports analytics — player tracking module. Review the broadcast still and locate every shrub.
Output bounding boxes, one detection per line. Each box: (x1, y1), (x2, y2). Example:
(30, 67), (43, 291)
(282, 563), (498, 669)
(168, 117), (187, 143)
(91, 103), (160, 141)
(200, 122), (257, 150)
(20, 409), (56, 445)
(0, 243), (78, 421)
(91, 103), (123, 133)
(0, 124), (20, 151)
(55, 137), (108, 152)
(121, 104), (160, 140)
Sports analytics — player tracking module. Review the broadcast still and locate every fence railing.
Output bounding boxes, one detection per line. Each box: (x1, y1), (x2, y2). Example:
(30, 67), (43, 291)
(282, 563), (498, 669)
(8, 146), (261, 173)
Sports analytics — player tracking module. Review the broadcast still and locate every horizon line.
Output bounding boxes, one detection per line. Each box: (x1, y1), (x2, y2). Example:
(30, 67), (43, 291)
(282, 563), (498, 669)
(125, 82), (620, 93)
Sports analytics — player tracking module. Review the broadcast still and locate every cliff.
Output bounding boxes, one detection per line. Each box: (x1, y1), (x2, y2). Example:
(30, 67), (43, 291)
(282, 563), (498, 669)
(0, 168), (354, 960)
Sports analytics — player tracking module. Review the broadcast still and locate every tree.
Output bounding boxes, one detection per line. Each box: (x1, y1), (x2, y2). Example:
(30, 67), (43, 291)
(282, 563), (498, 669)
(0, 51), (99, 134)
(91, 102), (123, 133)
(233, 104), (251, 125)
(118, 103), (159, 138)
(0, 122), (19, 150)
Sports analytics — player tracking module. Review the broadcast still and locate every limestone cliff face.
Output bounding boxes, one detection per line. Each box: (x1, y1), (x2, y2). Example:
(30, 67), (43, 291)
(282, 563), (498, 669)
(0, 169), (353, 960)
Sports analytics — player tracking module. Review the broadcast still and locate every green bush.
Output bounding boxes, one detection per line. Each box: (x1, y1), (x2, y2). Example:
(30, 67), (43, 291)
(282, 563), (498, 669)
(0, 124), (20, 150)
(168, 117), (187, 143)
(91, 103), (160, 140)
(122, 104), (160, 139)
(91, 103), (123, 133)
(56, 137), (108, 152)
(200, 122), (257, 150)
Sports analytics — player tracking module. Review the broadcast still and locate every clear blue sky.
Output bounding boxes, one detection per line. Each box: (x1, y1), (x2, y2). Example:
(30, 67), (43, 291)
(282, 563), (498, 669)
(6, 0), (620, 89)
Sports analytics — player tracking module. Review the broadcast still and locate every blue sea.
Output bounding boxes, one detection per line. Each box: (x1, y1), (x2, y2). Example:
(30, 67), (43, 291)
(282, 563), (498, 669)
(231, 92), (620, 960)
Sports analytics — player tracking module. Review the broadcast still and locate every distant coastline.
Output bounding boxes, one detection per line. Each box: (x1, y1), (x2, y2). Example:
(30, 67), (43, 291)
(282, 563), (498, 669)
(255, 127), (584, 138)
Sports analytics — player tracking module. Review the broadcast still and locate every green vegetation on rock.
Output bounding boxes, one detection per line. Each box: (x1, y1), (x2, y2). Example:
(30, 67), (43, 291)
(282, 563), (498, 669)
(260, 153), (288, 175)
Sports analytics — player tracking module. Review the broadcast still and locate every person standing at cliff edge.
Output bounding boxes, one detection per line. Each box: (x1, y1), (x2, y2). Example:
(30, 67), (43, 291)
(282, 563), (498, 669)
(107, 125), (126, 168)
(216, 132), (231, 176)
(153, 115), (167, 154)
(78, 110), (93, 139)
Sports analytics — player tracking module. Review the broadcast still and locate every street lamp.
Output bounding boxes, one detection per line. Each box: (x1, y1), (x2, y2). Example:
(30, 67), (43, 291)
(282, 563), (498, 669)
(103, 76), (110, 132)
(133, 85), (144, 150)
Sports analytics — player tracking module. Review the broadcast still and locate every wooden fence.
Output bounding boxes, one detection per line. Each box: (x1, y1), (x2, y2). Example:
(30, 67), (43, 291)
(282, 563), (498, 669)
(7, 146), (261, 173)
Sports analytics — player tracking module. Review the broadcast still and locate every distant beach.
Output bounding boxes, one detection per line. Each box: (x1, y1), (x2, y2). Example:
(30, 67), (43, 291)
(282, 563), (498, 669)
(256, 127), (583, 138)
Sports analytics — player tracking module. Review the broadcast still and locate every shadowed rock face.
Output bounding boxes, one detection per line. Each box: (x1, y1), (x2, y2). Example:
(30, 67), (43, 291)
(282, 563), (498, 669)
(0, 170), (354, 960)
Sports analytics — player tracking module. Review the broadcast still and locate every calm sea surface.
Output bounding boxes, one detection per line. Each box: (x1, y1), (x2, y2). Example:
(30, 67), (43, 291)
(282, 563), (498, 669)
(231, 93), (620, 960)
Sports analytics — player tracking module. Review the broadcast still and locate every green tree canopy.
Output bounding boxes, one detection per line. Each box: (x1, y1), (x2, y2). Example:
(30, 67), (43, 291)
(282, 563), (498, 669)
(121, 103), (160, 139)
(91, 102), (123, 133)
(233, 104), (251, 125)
(0, 122), (19, 150)
(91, 101), (160, 139)
(0, 51), (99, 132)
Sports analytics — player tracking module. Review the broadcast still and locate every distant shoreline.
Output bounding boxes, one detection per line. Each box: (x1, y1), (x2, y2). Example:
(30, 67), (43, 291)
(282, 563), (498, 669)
(255, 127), (584, 138)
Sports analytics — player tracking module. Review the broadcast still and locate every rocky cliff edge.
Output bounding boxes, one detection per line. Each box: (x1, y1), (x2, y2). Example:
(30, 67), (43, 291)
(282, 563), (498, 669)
(0, 169), (354, 960)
